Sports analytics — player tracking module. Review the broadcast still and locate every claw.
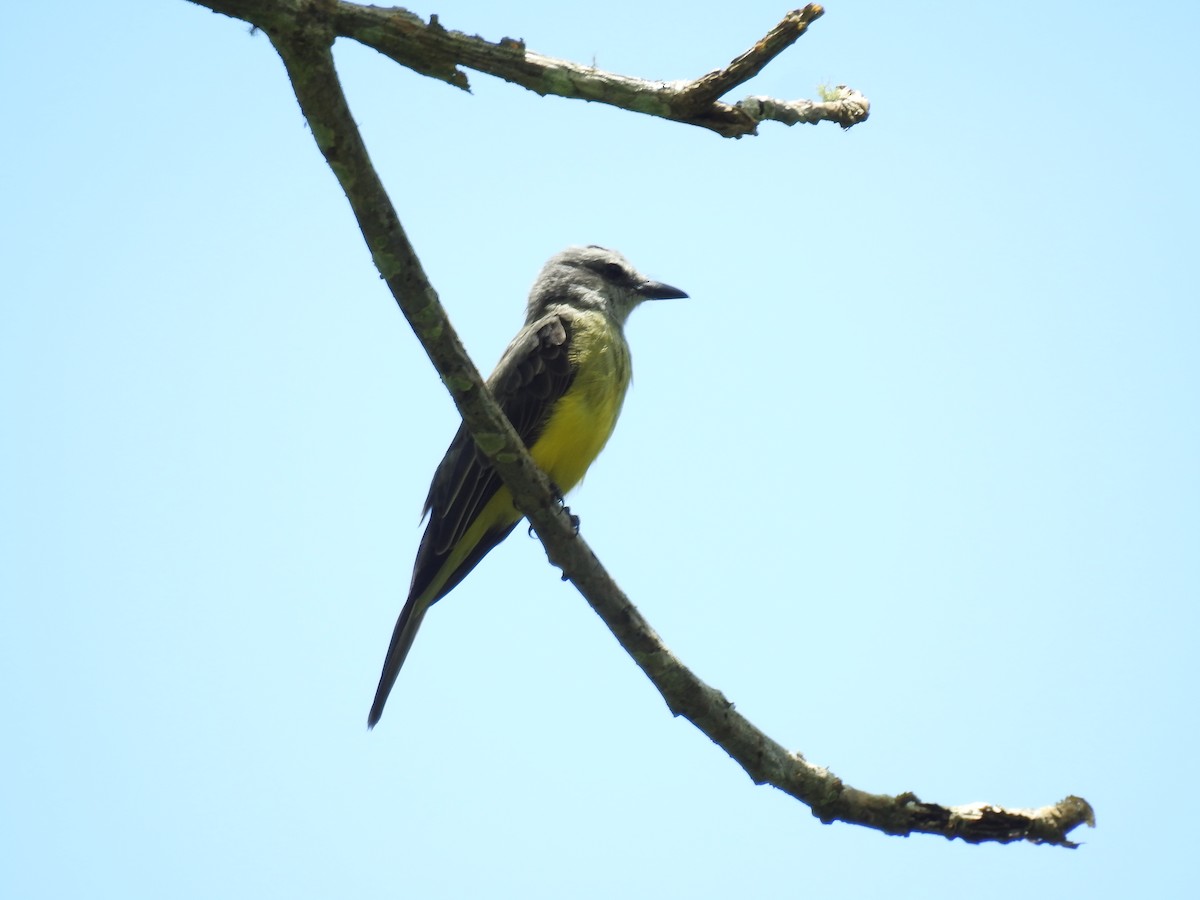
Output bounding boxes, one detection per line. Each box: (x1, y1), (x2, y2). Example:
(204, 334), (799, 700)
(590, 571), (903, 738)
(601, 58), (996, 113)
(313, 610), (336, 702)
(527, 490), (581, 544)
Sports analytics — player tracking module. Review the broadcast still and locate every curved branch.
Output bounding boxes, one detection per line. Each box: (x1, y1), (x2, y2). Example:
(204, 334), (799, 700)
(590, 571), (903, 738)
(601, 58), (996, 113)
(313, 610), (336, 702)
(184, 0), (1089, 847)
(190, 0), (868, 136)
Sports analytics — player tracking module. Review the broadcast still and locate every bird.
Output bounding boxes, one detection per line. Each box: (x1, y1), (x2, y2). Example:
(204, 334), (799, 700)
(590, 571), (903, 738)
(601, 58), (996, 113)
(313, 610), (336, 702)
(367, 245), (687, 728)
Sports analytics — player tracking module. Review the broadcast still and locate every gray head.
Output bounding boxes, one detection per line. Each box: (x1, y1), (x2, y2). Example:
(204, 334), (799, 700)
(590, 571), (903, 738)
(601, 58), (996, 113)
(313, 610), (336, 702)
(526, 245), (688, 326)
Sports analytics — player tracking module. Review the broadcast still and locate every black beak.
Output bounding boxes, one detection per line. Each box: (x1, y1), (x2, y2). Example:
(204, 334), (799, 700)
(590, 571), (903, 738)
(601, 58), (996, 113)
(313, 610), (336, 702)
(637, 279), (689, 300)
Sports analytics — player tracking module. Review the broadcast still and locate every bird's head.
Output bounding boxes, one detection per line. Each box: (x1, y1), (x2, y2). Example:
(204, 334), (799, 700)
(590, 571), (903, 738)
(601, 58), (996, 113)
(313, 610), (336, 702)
(526, 245), (688, 326)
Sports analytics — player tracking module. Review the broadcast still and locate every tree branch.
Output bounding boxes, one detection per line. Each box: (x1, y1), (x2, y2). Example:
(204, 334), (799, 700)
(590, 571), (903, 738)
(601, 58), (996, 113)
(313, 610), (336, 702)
(738, 86), (870, 130)
(674, 6), (823, 112)
(191, 0), (869, 136)
(184, 0), (1090, 846)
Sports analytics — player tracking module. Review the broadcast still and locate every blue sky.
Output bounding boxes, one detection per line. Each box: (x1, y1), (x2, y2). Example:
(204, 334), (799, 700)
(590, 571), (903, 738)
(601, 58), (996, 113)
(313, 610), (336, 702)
(2, 1), (1196, 897)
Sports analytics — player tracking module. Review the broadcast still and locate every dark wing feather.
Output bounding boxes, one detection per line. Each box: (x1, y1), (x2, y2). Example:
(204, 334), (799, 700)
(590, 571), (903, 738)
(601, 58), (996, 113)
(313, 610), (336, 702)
(408, 314), (575, 605)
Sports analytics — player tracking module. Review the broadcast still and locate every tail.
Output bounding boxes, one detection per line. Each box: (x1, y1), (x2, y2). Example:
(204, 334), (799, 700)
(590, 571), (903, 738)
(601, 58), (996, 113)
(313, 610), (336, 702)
(367, 596), (429, 729)
(368, 507), (520, 728)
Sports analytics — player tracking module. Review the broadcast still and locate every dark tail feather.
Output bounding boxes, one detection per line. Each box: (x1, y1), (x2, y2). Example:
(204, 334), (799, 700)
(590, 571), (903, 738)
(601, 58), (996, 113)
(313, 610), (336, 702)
(367, 597), (429, 729)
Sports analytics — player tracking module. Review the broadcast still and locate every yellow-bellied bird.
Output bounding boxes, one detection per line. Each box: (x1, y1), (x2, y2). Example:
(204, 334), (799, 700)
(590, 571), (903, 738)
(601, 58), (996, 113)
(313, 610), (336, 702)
(368, 246), (687, 728)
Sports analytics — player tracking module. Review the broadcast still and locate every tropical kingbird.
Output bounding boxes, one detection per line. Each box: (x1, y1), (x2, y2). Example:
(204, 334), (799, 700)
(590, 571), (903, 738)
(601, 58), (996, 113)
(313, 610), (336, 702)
(368, 245), (687, 728)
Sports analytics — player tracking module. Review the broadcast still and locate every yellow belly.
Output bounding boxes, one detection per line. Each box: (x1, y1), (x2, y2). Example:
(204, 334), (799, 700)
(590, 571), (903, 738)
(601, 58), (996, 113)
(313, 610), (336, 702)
(530, 311), (631, 494)
(532, 388), (621, 493)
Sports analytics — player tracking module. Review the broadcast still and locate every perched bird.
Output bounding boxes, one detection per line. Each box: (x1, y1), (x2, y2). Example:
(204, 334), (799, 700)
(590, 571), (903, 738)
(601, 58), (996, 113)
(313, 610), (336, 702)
(368, 245), (687, 728)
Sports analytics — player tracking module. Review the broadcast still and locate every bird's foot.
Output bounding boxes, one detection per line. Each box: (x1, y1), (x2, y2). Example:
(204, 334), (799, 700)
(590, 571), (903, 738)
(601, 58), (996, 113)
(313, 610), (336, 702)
(527, 510), (581, 538)
(527, 485), (580, 537)
(548, 482), (581, 534)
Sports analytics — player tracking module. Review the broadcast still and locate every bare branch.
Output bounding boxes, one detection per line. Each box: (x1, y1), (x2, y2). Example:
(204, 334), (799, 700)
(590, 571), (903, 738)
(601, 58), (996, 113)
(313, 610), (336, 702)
(183, 0), (1087, 846)
(739, 85), (871, 130)
(675, 5), (825, 111)
(190, 0), (868, 137)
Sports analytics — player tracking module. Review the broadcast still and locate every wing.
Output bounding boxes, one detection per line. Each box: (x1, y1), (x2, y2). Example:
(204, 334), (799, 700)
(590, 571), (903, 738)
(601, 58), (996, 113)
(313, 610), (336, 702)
(407, 313), (576, 605)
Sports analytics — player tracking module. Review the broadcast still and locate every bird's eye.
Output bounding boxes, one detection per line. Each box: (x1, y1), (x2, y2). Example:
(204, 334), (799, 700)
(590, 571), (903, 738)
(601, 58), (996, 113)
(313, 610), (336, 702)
(600, 262), (625, 281)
